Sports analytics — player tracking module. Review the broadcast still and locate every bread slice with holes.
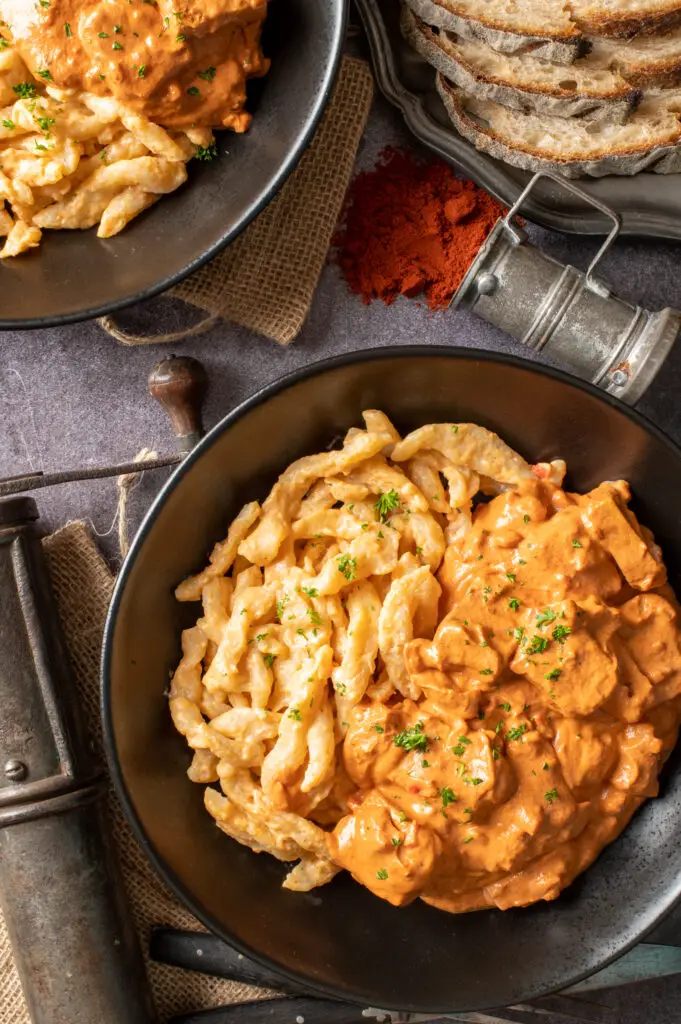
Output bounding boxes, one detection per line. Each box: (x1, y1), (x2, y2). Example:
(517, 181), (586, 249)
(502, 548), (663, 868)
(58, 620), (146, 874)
(436, 74), (681, 175)
(403, 0), (582, 63)
(404, 0), (681, 64)
(401, 5), (641, 122)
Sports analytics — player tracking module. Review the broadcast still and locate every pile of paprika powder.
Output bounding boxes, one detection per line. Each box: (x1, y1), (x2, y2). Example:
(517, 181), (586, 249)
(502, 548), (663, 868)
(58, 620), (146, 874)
(333, 147), (506, 310)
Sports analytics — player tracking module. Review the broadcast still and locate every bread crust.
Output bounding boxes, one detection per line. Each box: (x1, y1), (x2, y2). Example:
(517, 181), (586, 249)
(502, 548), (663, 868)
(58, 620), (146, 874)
(436, 74), (681, 176)
(401, 6), (641, 123)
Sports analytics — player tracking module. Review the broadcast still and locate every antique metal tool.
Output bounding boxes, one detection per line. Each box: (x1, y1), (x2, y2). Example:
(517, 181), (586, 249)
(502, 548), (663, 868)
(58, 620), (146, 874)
(0, 355), (207, 498)
(0, 495), (157, 1023)
(453, 171), (680, 405)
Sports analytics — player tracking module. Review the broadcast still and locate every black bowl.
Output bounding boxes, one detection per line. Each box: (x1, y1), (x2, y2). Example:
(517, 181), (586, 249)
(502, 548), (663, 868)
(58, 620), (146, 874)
(102, 348), (681, 1013)
(0, 0), (346, 329)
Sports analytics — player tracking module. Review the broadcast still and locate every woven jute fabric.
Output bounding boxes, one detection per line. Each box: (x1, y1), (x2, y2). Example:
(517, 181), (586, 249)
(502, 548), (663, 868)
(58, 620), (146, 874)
(0, 523), (270, 1024)
(104, 56), (373, 348)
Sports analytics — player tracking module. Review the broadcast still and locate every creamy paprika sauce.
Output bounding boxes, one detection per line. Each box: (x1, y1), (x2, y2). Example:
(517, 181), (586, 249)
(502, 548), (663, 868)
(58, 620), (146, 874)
(0, 0), (268, 129)
(328, 478), (681, 912)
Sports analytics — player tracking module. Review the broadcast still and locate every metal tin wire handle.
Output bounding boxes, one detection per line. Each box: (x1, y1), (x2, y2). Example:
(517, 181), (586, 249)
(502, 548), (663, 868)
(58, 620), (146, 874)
(502, 171), (622, 298)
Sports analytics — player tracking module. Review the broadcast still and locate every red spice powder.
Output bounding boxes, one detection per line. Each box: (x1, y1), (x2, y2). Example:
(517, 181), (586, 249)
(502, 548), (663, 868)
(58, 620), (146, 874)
(332, 147), (506, 310)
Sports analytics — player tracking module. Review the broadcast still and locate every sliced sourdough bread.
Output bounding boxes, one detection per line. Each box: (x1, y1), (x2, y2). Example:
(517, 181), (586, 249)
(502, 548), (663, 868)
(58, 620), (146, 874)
(401, 5), (640, 122)
(436, 74), (681, 174)
(404, 0), (681, 55)
(591, 29), (681, 86)
(402, 0), (582, 64)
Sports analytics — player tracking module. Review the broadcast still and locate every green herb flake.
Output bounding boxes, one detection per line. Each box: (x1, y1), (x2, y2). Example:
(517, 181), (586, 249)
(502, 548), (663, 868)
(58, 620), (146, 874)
(463, 835), (474, 844)
(391, 837), (401, 846)
(536, 607), (557, 629)
(422, 759), (430, 768)
(375, 488), (400, 522)
(492, 746), (500, 760)
(513, 627), (525, 643)
(186, 85), (200, 95)
(374, 724), (384, 733)
(337, 554), (357, 581)
(498, 701), (511, 712)
(262, 653), (276, 669)
(112, 40), (123, 49)
(376, 868), (389, 880)
(1, 119), (14, 129)
(545, 669), (561, 681)
(544, 787), (559, 804)
(523, 514), (530, 524)
(572, 539), (582, 548)
(137, 64), (147, 77)
(506, 572), (516, 582)
(198, 65), (216, 82)
(288, 706), (302, 721)
(552, 624), (572, 644)
(508, 598), (521, 611)
(542, 762), (549, 770)
(13, 82), (36, 98)
(64, 22), (72, 36)
(506, 724), (529, 742)
(528, 635), (548, 655)
(394, 722), (430, 753)
(440, 786), (457, 808)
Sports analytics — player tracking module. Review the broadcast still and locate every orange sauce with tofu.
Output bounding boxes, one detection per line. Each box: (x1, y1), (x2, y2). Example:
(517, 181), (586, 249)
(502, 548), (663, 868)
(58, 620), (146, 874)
(0, 0), (268, 129)
(328, 478), (681, 912)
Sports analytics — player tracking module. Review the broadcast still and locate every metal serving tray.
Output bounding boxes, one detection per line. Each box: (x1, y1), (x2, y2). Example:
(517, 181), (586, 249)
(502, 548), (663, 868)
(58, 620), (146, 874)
(354, 0), (681, 239)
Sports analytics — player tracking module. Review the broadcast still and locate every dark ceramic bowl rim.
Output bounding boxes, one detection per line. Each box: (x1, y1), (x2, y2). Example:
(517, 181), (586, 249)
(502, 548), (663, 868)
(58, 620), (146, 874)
(101, 346), (681, 1009)
(2, 5), (347, 332)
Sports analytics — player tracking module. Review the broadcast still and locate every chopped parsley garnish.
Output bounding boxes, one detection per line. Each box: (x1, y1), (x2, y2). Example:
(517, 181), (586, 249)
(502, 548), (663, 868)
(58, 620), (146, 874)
(492, 746), (500, 760)
(98, 31), (109, 37)
(508, 597), (521, 611)
(545, 669), (561, 681)
(307, 607), (322, 626)
(468, 777), (483, 786)
(451, 744), (465, 757)
(506, 724), (528, 742)
(337, 554), (357, 581)
(137, 64), (147, 77)
(572, 539), (582, 548)
(495, 720), (503, 734)
(536, 607), (557, 629)
(506, 572), (516, 582)
(544, 787), (559, 804)
(391, 837), (401, 846)
(295, 628), (307, 639)
(523, 514), (530, 524)
(114, 24), (122, 32)
(394, 722), (429, 753)
(552, 624), (572, 644)
(288, 706), (302, 721)
(302, 586), (318, 597)
(375, 488), (400, 522)
(13, 83), (36, 98)
(422, 759), (430, 768)
(479, 668), (493, 676)
(1, 119), (14, 130)
(112, 40), (123, 49)
(498, 701), (511, 712)
(451, 424), (459, 433)
(543, 762), (550, 770)
(177, 32), (186, 41)
(275, 595), (289, 620)
(374, 724), (384, 733)
(513, 627), (525, 643)
(255, 632), (269, 642)
(528, 635), (548, 655)
(186, 85), (200, 95)
(458, 735), (471, 746)
(262, 653), (276, 669)
(64, 22), (72, 36)
(440, 786), (457, 808)
(198, 65), (217, 82)
(463, 835), (474, 844)
(376, 868), (389, 880)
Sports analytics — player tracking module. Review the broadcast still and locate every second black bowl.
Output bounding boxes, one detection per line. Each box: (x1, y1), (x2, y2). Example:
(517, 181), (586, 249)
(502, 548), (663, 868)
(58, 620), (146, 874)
(102, 349), (681, 1013)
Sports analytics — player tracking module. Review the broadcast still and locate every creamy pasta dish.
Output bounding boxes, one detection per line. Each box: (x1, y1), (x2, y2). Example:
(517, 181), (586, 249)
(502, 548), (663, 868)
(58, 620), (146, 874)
(0, 0), (268, 255)
(170, 412), (681, 912)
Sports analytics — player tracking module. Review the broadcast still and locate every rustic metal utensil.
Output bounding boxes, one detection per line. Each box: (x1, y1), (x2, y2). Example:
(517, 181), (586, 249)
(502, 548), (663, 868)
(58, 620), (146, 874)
(0, 495), (158, 1024)
(0, 355), (206, 498)
(452, 172), (680, 405)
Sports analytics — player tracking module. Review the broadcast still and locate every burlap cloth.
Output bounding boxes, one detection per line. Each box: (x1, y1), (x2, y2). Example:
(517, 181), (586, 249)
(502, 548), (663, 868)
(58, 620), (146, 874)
(0, 523), (271, 1024)
(101, 56), (374, 347)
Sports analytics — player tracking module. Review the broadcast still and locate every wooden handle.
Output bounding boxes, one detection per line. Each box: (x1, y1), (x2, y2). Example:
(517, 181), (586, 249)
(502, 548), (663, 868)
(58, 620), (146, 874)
(148, 356), (208, 456)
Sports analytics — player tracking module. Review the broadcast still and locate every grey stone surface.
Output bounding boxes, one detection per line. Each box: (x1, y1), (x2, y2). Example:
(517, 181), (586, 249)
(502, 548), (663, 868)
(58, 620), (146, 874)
(2, 86), (681, 1021)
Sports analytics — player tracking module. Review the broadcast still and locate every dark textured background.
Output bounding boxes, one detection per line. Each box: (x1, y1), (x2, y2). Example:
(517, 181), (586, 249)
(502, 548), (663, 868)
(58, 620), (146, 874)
(2, 69), (681, 1024)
